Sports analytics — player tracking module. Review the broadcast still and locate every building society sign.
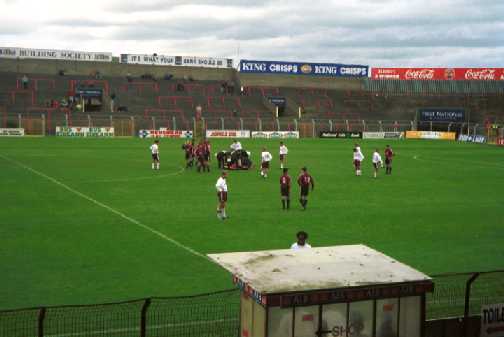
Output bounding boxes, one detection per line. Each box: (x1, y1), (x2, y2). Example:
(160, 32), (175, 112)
(56, 127), (114, 137)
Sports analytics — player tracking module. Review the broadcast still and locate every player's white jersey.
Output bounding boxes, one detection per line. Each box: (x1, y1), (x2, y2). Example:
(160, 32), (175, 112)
(216, 177), (228, 192)
(150, 144), (159, 154)
(353, 151), (364, 161)
(291, 242), (312, 250)
(279, 145), (288, 155)
(261, 151), (273, 163)
(372, 152), (383, 164)
(230, 142), (242, 151)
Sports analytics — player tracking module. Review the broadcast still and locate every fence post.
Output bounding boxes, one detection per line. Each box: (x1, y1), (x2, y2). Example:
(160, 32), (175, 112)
(311, 119), (316, 138)
(276, 118), (280, 131)
(460, 123), (466, 135)
(362, 120), (366, 132)
(258, 118), (262, 131)
(140, 298), (151, 337)
(448, 123), (452, 132)
(240, 118), (244, 131)
(172, 116), (177, 131)
(221, 117), (225, 130)
(379, 120), (383, 132)
(329, 120), (333, 132)
(293, 119), (298, 131)
(152, 116), (156, 130)
(65, 113), (69, 127)
(38, 307), (46, 337)
(131, 116), (135, 137)
(463, 272), (480, 337)
(473, 124), (478, 137)
(41, 114), (46, 136)
(345, 119), (349, 131)
(110, 115), (113, 127)
(18, 113), (22, 128)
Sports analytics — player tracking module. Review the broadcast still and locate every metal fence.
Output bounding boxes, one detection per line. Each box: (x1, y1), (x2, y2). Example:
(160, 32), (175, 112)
(1, 112), (489, 138)
(1, 271), (503, 337)
(0, 290), (240, 337)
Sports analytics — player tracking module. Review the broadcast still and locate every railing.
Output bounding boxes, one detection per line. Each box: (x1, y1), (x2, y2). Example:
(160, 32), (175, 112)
(1, 271), (503, 337)
(0, 112), (491, 138)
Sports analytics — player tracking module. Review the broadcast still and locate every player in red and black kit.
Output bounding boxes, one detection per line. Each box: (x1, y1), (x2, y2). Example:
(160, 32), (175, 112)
(297, 167), (314, 210)
(384, 145), (394, 175)
(203, 140), (211, 172)
(195, 142), (207, 173)
(280, 168), (291, 210)
(182, 141), (194, 169)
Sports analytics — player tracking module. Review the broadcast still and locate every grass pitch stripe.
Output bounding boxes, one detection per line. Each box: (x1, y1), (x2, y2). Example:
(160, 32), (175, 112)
(0, 154), (207, 260)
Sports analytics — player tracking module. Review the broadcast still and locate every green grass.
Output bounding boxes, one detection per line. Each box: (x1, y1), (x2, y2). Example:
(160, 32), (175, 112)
(0, 137), (503, 310)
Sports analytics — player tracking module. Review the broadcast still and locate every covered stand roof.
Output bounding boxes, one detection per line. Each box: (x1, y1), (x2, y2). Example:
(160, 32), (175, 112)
(208, 244), (431, 294)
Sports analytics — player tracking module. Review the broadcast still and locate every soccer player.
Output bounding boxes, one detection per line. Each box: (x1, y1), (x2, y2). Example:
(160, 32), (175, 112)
(230, 139), (242, 152)
(372, 148), (383, 178)
(215, 171), (228, 220)
(280, 168), (291, 210)
(279, 142), (288, 169)
(384, 145), (394, 175)
(182, 141), (194, 169)
(353, 147), (364, 176)
(297, 167), (314, 210)
(150, 140), (160, 170)
(195, 142), (208, 173)
(291, 231), (312, 250)
(260, 147), (273, 178)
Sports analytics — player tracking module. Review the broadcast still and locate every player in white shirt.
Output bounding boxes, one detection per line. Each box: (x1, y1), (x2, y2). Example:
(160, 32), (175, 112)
(279, 142), (288, 169)
(260, 148), (273, 178)
(150, 140), (160, 170)
(290, 231), (312, 250)
(353, 147), (364, 176)
(215, 171), (228, 220)
(372, 148), (384, 178)
(230, 139), (242, 152)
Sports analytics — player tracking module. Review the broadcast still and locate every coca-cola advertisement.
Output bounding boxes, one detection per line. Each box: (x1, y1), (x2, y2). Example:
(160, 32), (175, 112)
(371, 68), (504, 81)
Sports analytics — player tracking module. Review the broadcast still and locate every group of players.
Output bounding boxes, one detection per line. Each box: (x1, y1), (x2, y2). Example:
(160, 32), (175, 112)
(150, 139), (394, 220)
(352, 144), (394, 178)
(181, 140), (212, 172)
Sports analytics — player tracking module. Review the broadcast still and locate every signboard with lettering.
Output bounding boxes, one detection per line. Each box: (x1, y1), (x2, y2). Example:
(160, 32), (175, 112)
(481, 303), (504, 337)
(239, 60), (368, 77)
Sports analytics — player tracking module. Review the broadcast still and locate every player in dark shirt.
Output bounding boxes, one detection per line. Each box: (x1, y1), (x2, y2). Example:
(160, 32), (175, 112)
(182, 141), (194, 169)
(280, 168), (291, 210)
(384, 145), (394, 175)
(297, 167), (314, 210)
(195, 143), (206, 173)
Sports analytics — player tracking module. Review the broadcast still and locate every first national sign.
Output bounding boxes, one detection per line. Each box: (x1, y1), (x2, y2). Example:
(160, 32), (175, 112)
(481, 303), (504, 337)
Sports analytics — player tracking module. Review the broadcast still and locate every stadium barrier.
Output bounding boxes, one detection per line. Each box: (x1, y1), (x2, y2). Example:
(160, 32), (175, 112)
(0, 271), (502, 337)
(1, 112), (492, 138)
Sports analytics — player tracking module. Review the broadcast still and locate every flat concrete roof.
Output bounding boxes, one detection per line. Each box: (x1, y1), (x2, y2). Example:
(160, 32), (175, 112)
(208, 244), (431, 294)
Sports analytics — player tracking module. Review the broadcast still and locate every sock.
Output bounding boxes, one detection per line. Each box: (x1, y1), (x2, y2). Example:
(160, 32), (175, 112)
(156, 164), (160, 170)
(282, 200), (286, 209)
(304, 200), (308, 208)
(222, 209), (227, 218)
(281, 163), (284, 169)
(217, 209), (222, 219)
(152, 163), (155, 169)
(287, 200), (290, 209)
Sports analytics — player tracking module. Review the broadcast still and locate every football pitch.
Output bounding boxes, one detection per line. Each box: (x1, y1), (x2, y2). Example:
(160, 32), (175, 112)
(0, 137), (503, 310)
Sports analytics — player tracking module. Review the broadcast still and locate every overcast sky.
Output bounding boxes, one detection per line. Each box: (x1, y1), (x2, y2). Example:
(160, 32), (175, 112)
(1, 0), (503, 67)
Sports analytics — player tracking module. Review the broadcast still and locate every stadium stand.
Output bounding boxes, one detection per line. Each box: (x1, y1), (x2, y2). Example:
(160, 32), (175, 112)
(1, 58), (504, 136)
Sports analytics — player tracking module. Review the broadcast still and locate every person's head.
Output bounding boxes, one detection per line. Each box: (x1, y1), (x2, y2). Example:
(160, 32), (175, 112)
(375, 148), (379, 153)
(221, 171), (227, 179)
(154, 140), (159, 144)
(280, 141), (284, 146)
(283, 168), (288, 175)
(386, 144), (390, 148)
(355, 143), (359, 147)
(262, 147), (266, 151)
(233, 139), (237, 143)
(353, 148), (358, 153)
(301, 166), (307, 173)
(296, 231), (308, 245)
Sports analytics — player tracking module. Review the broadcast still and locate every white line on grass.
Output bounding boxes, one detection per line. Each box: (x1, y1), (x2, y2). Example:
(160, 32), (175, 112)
(81, 166), (185, 183)
(0, 155), (208, 261)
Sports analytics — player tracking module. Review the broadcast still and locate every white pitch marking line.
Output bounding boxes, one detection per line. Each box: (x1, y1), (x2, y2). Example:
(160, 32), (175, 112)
(0, 155), (207, 261)
(81, 166), (185, 183)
